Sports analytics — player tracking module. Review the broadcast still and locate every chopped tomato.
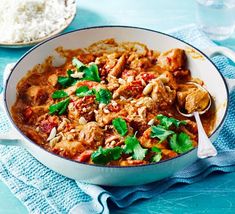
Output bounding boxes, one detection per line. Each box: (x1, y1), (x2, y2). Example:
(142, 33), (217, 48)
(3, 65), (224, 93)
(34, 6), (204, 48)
(23, 106), (33, 119)
(126, 80), (144, 96)
(74, 150), (93, 162)
(107, 103), (120, 112)
(40, 117), (58, 134)
(139, 73), (156, 83)
(121, 69), (138, 80)
(77, 81), (98, 89)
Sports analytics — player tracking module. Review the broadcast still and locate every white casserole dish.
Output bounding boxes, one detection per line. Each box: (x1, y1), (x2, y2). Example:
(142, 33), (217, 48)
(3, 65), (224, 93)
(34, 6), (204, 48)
(1, 26), (235, 186)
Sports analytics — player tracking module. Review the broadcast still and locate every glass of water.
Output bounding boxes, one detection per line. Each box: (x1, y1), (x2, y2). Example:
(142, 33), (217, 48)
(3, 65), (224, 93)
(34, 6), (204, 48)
(196, 0), (235, 41)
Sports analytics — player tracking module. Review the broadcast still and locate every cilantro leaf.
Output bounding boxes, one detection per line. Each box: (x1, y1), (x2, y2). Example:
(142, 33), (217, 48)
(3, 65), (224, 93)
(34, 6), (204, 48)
(151, 125), (174, 142)
(95, 88), (112, 104)
(156, 114), (187, 129)
(67, 69), (74, 77)
(112, 118), (128, 136)
(169, 132), (194, 154)
(57, 76), (74, 88)
(52, 90), (68, 99)
(124, 136), (147, 160)
(75, 86), (95, 97)
(152, 147), (161, 153)
(82, 64), (101, 82)
(49, 98), (70, 115)
(58, 70), (78, 88)
(72, 57), (85, 70)
(58, 58), (101, 88)
(91, 146), (123, 165)
(72, 58), (101, 82)
(151, 147), (162, 163)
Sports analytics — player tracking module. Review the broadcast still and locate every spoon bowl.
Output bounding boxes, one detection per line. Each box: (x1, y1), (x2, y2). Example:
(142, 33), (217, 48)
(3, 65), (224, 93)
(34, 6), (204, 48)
(176, 82), (212, 117)
(176, 82), (217, 159)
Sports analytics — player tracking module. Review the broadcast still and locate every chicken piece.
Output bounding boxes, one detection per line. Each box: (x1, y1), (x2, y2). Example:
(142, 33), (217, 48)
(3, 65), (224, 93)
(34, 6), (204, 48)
(108, 54), (126, 77)
(158, 48), (186, 72)
(129, 55), (153, 71)
(123, 97), (157, 135)
(95, 52), (122, 78)
(177, 87), (197, 107)
(26, 85), (49, 106)
(106, 75), (120, 91)
(185, 88), (210, 113)
(48, 74), (58, 86)
(52, 140), (86, 158)
(68, 96), (98, 122)
(139, 128), (159, 148)
(113, 80), (144, 98)
(79, 122), (104, 148)
(151, 79), (176, 109)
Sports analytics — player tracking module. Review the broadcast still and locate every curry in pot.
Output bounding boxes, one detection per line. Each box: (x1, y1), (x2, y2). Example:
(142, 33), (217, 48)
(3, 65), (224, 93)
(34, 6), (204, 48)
(11, 39), (215, 166)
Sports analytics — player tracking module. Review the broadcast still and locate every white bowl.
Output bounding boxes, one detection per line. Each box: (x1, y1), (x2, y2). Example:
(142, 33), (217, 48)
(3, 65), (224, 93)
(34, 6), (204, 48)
(1, 26), (235, 186)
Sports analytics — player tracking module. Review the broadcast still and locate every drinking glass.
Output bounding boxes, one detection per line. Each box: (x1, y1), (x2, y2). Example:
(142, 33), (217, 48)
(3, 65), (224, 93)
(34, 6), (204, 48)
(196, 0), (235, 41)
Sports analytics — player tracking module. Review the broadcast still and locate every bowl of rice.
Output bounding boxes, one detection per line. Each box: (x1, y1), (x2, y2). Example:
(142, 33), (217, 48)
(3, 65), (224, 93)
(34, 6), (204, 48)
(0, 0), (76, 48)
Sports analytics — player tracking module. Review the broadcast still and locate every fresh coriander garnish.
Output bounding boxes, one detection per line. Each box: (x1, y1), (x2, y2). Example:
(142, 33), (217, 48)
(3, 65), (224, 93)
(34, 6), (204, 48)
(124, 136), (147, 160)
(156, 114), (187, 129)
(151, 147), (162, 162)
(58, 70), (78, 88)
(112, 118), (128, 136)
(82, 64), (101, 82)
(52, 90), (68, 99)
(72, 57), (86, 70)
(75, 86), (95, 97)
(72, 57), (101, 82)
(91, 146), (123, 165)
(58, 58), (101, 88)
(150, 125), (174, 142)
(95, 88), (112, 104)
(49, 98), (70, 115)
(169, 132), (194, 154)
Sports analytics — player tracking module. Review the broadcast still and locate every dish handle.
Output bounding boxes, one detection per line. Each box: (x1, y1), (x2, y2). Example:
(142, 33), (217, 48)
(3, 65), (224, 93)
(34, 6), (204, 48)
(0, 93), (22, 146)
(203, 46), (235, 92)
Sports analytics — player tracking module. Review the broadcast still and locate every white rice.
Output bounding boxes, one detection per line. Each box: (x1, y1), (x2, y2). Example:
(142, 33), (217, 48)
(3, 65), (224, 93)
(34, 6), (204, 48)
(0, 0), (76, 43)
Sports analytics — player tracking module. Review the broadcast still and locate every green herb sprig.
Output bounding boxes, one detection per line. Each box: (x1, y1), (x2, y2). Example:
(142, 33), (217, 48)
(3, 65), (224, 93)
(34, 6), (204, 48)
(151, 114), (193, 154)
(112, 118), (128, 136)
(124, 136), (147, 160)
(49, 98), (70, 115)
(156, 114), (187, 129)
(52, 90), (68, 99)
(91, 146), (123, 165)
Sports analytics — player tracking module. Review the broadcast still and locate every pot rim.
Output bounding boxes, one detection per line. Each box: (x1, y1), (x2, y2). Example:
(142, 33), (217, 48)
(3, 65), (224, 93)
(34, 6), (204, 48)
(3, 25), (229, 169)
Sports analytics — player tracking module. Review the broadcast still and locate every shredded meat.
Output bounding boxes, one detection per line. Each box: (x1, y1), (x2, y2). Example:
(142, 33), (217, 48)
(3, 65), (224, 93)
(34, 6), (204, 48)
(158, 48), (186, 72)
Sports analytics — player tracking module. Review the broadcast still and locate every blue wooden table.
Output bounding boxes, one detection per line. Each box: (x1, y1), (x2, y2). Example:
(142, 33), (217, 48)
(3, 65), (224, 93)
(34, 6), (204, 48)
(0, 0), (235, 213)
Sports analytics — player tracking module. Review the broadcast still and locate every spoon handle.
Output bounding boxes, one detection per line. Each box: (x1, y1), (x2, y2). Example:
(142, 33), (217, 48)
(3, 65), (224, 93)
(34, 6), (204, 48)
(193, 112), (217, 159)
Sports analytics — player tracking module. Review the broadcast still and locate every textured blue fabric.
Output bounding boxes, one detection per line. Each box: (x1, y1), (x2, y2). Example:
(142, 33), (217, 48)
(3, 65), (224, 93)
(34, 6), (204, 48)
(0, 25), (235, 214)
